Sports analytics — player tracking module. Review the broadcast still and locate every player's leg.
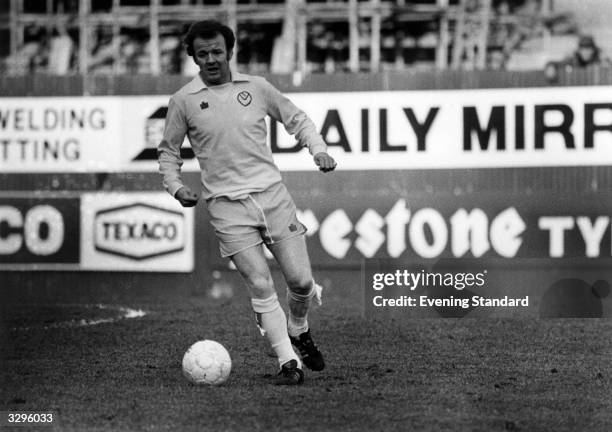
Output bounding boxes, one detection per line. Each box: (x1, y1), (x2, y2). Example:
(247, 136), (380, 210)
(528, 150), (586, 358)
(231, 244), (304, 384)
(268, 235), (325, 371)
(268, 235), (317, 334)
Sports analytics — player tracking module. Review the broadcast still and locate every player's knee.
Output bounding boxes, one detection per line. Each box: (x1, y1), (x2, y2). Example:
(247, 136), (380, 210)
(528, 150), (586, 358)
(251, 292), (280, 314)
(246, 273), (275, 298)
(286, 272), (313, 294)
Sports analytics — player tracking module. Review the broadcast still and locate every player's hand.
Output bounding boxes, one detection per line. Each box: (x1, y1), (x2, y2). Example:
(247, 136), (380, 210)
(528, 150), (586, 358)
(314, 152), (337, 173)
(174, 186), (199, 207)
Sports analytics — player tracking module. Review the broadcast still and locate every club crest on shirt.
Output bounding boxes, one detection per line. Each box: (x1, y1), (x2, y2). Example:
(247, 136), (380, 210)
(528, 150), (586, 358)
(237, 91), (252, 106)
(200, 101), (209, 110)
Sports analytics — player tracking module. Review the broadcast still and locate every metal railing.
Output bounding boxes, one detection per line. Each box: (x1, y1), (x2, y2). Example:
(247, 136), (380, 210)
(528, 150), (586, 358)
(1, 67), (611, 97)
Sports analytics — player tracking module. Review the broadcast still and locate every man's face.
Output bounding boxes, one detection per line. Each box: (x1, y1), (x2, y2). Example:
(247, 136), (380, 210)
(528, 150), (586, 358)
(578, 46), (595, 63)
(192, 34), (232, 86)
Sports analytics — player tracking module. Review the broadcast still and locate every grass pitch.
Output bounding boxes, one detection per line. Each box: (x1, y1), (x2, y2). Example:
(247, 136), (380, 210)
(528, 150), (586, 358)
(1, 269), (611, 432)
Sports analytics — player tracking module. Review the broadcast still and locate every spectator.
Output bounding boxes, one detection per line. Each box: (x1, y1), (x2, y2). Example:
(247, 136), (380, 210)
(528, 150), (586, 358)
(48, 27), (74, 74)
(543, 60), (560, 83)
(569, 35), (602, 68)
(329, 31), (348, 72)
(6, 26), (47, 74)
(544, 35), (610, 84)
(307, 23), (328, 73)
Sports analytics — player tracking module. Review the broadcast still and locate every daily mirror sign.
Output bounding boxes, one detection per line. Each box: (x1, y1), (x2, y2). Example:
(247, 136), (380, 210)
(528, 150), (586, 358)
(1, 86), (610, 172)
(270, 85), (612, 170)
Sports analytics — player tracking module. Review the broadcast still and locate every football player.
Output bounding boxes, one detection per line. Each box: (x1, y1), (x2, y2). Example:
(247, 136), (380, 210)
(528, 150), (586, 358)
(158, 20), (337, 385)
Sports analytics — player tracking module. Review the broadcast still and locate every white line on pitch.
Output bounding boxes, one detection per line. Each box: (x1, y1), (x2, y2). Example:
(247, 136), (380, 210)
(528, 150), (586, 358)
(9, 304), (148, 331)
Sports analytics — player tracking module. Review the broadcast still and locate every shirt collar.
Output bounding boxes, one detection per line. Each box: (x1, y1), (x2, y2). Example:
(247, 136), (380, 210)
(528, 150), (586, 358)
(185, 71), (250, 94)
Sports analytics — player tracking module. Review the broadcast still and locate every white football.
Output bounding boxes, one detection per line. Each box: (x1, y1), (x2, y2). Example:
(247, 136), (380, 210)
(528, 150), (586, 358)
(182, 340), (232, 385)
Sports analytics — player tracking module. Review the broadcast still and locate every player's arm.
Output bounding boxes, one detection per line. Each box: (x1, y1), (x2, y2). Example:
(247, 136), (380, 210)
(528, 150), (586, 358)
(262, 79), (337, 173)
(157, 96), (199, 207)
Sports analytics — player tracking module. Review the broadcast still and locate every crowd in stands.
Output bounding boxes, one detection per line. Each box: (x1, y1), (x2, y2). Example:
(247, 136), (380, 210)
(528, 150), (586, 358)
(544, 35), (609, 82)
(1, 0), (610, 76)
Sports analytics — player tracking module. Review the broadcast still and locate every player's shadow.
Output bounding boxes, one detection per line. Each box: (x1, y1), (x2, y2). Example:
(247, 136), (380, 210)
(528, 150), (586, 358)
(539, 279), (610, 318)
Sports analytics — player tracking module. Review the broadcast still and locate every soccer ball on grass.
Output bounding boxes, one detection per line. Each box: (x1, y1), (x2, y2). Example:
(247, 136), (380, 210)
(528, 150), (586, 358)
(182, 340), (232, 385)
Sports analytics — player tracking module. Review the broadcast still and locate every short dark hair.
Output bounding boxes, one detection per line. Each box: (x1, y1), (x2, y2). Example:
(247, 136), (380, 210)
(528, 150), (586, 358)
(184, 20), (235, 57)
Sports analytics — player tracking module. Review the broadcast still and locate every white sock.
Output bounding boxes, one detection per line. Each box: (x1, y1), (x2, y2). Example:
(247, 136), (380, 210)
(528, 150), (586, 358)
(251, 294), (300, 368)
(287, 280), (322, 338)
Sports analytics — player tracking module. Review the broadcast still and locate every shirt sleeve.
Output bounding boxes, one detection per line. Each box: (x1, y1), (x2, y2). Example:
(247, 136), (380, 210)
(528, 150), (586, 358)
(262, 79), (328, 156)
(157, 96), (188, 197)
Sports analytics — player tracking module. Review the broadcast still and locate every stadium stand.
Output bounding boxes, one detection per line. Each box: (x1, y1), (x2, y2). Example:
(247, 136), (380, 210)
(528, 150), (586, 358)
(2, 0), (609, 76)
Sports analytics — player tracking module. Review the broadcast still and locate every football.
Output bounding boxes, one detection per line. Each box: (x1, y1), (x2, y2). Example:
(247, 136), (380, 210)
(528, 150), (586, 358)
(182, 340), (232, 385)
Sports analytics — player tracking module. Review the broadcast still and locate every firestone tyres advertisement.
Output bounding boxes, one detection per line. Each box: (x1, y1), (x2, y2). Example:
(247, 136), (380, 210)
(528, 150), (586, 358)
(294, 193), (612, 265)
